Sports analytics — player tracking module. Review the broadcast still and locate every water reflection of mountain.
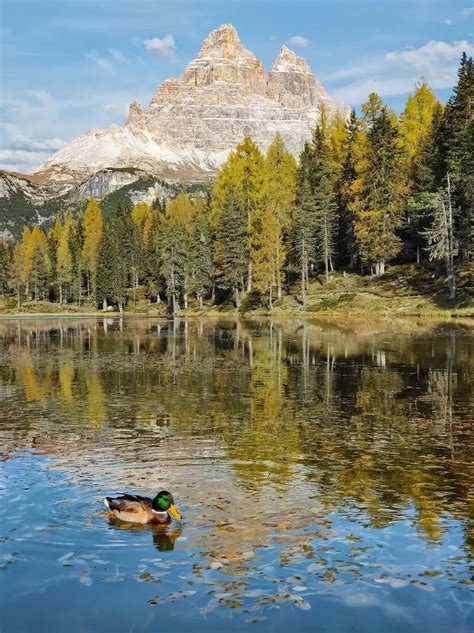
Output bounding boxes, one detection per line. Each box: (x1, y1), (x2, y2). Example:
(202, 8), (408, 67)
(0, 317), (472, 557)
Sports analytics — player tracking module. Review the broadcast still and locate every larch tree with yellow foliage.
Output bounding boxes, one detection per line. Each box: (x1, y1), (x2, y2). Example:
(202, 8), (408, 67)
(81, 199), (103, 301)
(56, 215), (74, 306)
(212, 137), (266, 293)
(257, 134), (297, 301)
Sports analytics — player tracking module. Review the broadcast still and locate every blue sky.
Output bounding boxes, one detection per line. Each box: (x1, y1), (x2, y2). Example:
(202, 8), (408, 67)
(1, 0), (473, 173)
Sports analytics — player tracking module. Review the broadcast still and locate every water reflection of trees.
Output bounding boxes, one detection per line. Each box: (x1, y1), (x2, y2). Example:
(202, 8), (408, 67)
(0, 317), (472, 552)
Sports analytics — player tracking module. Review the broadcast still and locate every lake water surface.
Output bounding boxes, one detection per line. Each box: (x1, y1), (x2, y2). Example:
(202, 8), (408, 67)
(0, 317), (473, 633)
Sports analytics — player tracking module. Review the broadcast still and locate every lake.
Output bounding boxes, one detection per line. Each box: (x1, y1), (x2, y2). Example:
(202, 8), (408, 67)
(0, 317), (472, 633)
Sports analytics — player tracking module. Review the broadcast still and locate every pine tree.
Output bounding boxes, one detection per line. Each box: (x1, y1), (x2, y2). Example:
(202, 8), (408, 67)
(441, 53), (473, 259)
(423, 174), (457, 299)
(212, 137), (265, 292)
(314, 174), (338, 282)
(189, 198), (213, 309)
(82, 199), (103, 301)
(68, 217), (84, 306)
(263, 134), (297, 299)
(215, 187), (248, 308)
(96, 222), (126, 313)
(8, 241), (24, 309)
(294, 173), (318, 308)
(338, 110), (362, 267)
(310, 126), (339, 279)
(27, 226), (51, 302)
(251, 202), (284, 308)
(0, 240), (9, 295)
(352, 96), (406, 275)
(399, 82), (441, 262)
(56, 216), (73, 305)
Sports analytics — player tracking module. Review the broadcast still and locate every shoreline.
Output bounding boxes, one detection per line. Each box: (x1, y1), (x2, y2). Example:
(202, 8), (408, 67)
(0, 308), (472, 321)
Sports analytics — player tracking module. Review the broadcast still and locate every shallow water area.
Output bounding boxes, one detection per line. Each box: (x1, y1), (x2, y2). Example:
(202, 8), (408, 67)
(0, 317), (473, 632)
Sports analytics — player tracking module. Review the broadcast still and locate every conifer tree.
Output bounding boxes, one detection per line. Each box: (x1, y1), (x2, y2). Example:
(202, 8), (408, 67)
(423, 174), (457, 299)
(441, 53), (473, 259)
(27, 226), (51, 302)
(189, 198), (213, 309)
(0, 240), (9, 296)
(212, 137), (265, 292)
(399, 83), (441, 262)
(338, 110), (362, 267)
(215, 187), (248, 308)
(352, 95), (405, 275)
(82, 199), (103, 301)
(263, 134), (297, 299)
(68, 217), (84, 305)
(56, 217), (73, 305)
(8, 241), (24, 309)
(96, 222), (126, 313)
(310, 126), (338, 279)
(294, 173), (318, 308)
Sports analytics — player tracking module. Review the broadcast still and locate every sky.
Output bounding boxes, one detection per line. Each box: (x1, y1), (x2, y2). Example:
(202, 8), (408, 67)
(0, 0), (473, 173)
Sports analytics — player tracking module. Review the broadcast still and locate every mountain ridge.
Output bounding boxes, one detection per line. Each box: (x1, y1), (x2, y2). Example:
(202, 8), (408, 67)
(1, 23), (348, 232)
(34, 24), (348, 192)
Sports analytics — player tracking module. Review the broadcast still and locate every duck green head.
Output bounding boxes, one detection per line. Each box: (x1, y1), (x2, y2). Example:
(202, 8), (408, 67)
(153, 490), (182, 520)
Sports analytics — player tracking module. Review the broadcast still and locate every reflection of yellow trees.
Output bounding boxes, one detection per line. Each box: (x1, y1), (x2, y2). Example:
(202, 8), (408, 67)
(0, 317), (472, 554)
(86, 372), (106, 428)
(224, 325), (300, 489)
(58, 359), (74, 404)
(20, 353), (52, 402)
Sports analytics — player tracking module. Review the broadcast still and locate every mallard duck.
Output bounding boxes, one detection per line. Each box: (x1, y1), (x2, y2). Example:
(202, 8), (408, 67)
(104, 490), (182, 524)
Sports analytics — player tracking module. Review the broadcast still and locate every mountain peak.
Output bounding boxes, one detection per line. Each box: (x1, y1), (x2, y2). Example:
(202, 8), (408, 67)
(35, 25), (348, 189)
(271, 45), (312, 74)
(198, 23), (254, 60)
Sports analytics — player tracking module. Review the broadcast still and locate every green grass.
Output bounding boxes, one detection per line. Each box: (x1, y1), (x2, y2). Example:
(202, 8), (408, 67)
(0, 263), (472, 319)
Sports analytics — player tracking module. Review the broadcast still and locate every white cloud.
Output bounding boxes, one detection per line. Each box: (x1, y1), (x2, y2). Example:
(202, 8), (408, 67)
(109, 48), (127, 63)
(288, 35), (309, 48)
(144, 34), (176, 61)
(0, 149), (54, 172)
(2, 90), (58, 118)
(461, 7), (474, 15)
(9, 135), (65, 152)
(88, 52), (114, 72)
(444, 18), (454, 25)
(104, 102), (130, 120)
(386, 40), (473, 66)
(327, 39), (473, 104)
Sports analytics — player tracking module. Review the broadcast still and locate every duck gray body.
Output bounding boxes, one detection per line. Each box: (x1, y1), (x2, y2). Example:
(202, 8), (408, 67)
(104, 494), (171, 524)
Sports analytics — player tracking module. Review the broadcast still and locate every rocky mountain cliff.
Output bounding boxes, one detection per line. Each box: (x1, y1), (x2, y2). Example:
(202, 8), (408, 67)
(33, 24), (347, 194)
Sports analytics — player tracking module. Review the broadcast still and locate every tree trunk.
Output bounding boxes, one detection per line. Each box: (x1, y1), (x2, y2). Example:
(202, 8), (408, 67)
(269, 283), (273, 310)
(199, 294), (203, 310)
(118, 301), (123, 315)
(324, 218), (329, 282)
(156, 293), (161, 304)
(416, 245), (420, 264)
(234, 287), (241, 309)
(59, 283), (63, 307)
(16, 284), (21, 310)
(102, 299), (107, 311)
(301, 241), (307, 308)
(247, 261), (252, 293)
(446, 174), (456, 300)
(183, 277), (188, 309)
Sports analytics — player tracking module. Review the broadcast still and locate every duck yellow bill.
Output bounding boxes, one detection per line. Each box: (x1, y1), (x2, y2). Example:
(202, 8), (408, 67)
(168, 504), (182, 520)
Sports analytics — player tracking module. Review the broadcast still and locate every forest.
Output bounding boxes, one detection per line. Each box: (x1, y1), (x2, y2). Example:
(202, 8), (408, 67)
(0, 54), (472, 314)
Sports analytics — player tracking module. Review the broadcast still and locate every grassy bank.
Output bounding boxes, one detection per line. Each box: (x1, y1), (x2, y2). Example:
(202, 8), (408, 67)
(0, 264), (472, 319)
